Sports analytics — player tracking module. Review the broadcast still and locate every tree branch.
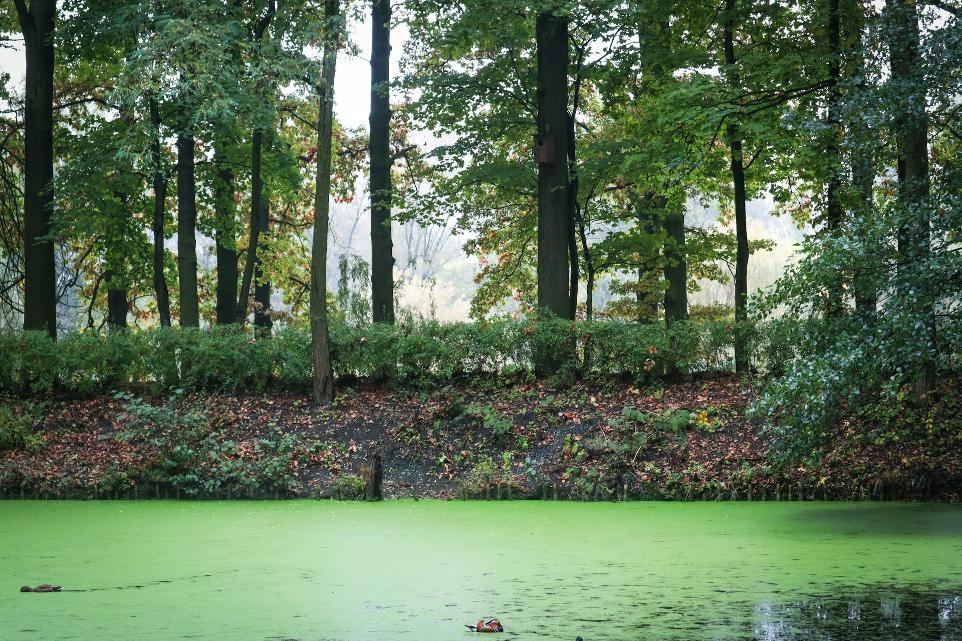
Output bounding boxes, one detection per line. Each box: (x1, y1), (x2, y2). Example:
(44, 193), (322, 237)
(12, 0), (30, 31)
(926, 0), (960, 15)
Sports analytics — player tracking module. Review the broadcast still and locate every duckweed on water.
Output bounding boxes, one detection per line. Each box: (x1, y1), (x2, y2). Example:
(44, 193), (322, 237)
(0, 501), (960, 641)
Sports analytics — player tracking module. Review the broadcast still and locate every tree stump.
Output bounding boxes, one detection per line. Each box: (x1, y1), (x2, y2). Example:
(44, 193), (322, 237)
(363, 453), (383, 501)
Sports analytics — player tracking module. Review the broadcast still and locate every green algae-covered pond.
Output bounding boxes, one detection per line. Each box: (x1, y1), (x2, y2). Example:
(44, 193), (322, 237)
(1, 501), (961, 641)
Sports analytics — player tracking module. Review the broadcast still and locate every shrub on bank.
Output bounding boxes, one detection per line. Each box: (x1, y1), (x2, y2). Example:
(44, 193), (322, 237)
(0, 403), (44, 453)
(0, 319), (797, 396)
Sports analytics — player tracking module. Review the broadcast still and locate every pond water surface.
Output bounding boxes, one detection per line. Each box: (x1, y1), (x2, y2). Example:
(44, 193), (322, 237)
(1, 501), (960, 641)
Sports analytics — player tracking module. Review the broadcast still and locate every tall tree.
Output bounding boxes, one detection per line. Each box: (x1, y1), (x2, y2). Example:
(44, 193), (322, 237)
(723, 0), (750, 374)
(176, 133), (199, 326)
(640, 13), (688, 323)
(369, 0), (395, 324)
(237, 2), (276, 324)
(535, 9), (571, 324)
(312, 0), (341, 404)
(105, 274), (127, 330)
(13, 0), (57, 337)
(148, 95), (172, 326)
(886, 0), (935, 400)
(213, 144), (238, 324)
(823, 0), (846, 317)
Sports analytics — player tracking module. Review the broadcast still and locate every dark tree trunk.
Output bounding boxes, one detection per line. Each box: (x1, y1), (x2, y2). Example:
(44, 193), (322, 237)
(363, 453), (383, 501)
(662, 202), (688, 322)
(566, 108), (580, 319)
(567, 195), (579, 320)
(824, 0), (845, 317)
(370, 0), (395, 324)
(148, 96), (172, 327)
(639, 14), (687, 324)
(106, 281), (127, 330)
(213, 146), (238, 325)
(176, 134), (199, 327)
(575, 211), (594, 369)
(253, 197), (272, 331)
(535, 10), (572, 372)
(236, 3), (274, 324)
(311, 0), (341, 405)
(535, 10), (571, 318)
(886, 0), (935, 401)
(237, 129), (263, 323)
(16, 0), (57, 338)
(724, 0), (750, 374)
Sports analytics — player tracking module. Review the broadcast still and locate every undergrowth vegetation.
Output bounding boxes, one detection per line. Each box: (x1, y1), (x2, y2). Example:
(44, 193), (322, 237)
(0, 403), (44, 453)
(0, 319), (802, 396)
(109, 389), (298, 497)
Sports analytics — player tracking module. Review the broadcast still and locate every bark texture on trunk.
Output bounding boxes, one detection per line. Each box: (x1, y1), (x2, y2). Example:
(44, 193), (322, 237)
(535, 10), (572, 373)
(106, 284), (127, 330)
(176, 134), (199, 327)
(214, 146), (238, 325)
(237, 5), (274, 324)
(311, 0), (341, 405)
(369, 0), (395, 324)
(824, 0), (845, 317)
(17, 0), (58, 337)
(639, 14), (688, 323)
(535, 11), (571, 320)
(566, 99), (580, 320)
(724, 0), (750, 374)
(237, 129), (263, 323)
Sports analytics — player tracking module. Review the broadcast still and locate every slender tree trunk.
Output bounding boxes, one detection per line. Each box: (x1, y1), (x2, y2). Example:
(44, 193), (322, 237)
(213, 146), (238, 325)
(567, 197), (579, 320)
(312, 0), (341, 405)
(254, 196), (272, 331)
(847, 2), (878, 317)
(824, 0), (845, 317)
(16, 0), (57, 337)
(176, 134), (199, 327)
(724, 0), (750, 374)
(237, 130), (263, 323)
(639, 14), (688, 324)
(535, 9), (572, 372)
(886, 0), (935, 401)
(148, 96), (172, 327)
(370, 0), (395, 324)
(237, 3), (275, 324)
(566, 111), (579, 320)
(576, 212), (594, 369)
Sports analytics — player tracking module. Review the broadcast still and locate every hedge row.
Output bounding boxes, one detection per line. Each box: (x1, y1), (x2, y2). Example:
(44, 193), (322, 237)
(0, 319), (807, 396)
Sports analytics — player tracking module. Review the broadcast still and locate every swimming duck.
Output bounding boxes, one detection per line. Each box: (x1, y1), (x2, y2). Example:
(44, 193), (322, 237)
(466, 619), (504, 633)
(20, 585), (62, 593)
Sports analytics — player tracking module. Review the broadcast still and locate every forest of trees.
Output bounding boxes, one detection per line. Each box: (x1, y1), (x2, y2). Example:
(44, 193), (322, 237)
(1, 0), (960, 452)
